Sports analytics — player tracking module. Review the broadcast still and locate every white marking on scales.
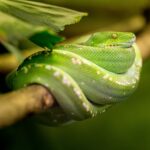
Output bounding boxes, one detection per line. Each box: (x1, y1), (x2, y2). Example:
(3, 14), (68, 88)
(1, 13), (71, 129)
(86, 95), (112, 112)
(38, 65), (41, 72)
(54, 71), (60, 77)
(62, 76), (71, 86)
(71, 57), (82, 65)
(96, 71), (100, 75)
(45, 65), (51, 70)
(103, 74), (109, 79)
(82, 102), (90, 112)
(73, 87), (82, 99)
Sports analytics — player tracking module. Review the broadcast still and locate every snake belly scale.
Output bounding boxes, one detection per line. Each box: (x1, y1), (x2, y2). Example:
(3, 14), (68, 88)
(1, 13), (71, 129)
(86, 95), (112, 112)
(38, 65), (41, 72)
(7, 32), (142, 126)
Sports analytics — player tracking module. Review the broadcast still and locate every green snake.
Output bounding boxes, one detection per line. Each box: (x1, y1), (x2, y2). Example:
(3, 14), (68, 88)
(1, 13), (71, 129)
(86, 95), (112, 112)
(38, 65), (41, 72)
(7, 32), (142, 126)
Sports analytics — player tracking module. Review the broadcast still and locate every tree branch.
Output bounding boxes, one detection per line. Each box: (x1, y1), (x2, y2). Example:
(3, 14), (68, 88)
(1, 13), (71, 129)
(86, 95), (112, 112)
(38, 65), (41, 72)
(0, 85), (55, 128)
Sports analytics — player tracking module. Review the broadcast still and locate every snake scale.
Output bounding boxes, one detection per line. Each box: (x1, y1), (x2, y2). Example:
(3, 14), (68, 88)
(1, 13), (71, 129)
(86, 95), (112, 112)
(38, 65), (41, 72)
(7, 32), (142, 126)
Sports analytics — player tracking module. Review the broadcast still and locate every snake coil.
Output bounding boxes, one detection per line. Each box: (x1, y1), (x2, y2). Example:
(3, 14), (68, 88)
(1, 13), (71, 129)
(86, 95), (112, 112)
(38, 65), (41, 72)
(7, 32), (142, 126)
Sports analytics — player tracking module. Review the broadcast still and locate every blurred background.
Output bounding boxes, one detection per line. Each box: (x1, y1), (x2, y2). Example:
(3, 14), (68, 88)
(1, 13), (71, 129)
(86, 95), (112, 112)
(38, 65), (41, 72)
(0, 0), (150, 150)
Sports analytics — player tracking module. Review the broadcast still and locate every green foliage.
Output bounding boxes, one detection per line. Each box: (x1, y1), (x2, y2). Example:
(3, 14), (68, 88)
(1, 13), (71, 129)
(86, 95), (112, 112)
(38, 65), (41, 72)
(0, 0), (87, 31)
(29, 31), (64, 49)
(0, 0), (87, 59)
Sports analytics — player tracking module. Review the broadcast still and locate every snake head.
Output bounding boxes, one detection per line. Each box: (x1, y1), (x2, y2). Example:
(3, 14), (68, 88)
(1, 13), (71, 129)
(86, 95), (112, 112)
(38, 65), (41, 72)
(85, 32), (136, 48)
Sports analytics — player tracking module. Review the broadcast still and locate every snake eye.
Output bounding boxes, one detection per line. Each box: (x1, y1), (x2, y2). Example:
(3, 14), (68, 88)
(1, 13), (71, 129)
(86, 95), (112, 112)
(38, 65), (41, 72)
(111, 33), (118, 39)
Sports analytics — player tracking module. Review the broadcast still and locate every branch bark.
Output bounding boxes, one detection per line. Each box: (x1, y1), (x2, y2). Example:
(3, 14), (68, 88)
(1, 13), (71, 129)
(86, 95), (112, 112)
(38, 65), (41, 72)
(0, 85), (55, 128)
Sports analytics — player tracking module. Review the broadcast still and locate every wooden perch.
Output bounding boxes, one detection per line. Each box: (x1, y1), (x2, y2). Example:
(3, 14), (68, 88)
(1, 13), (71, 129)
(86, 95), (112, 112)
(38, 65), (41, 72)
(0, 85), (55, 128)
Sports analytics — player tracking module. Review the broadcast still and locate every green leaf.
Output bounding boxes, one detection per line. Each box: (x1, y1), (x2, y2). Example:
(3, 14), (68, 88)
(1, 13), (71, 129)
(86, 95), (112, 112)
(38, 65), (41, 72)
(0, 12), (44, 45)
(0, 0), (87, 31)
(29, 30), (64, 49)
(0, 12), (63, 50)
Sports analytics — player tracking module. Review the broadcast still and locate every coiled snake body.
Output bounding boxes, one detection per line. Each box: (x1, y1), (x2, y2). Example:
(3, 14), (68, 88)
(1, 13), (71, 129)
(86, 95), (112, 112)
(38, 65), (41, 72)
(7, 32), (142, 125)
